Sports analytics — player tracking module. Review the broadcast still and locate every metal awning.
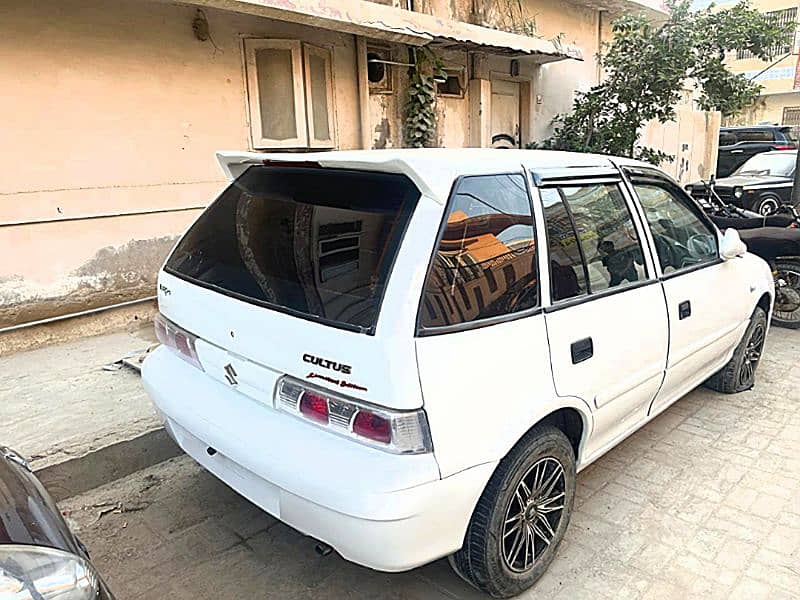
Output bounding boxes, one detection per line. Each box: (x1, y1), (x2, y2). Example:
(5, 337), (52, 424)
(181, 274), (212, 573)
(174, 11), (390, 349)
(184, 0), (582, 62)
(424, 20), (582, 62)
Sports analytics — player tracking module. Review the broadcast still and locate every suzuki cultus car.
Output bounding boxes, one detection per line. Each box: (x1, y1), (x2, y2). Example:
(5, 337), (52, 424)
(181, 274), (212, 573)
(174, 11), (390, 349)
(144, 149), (773, 598)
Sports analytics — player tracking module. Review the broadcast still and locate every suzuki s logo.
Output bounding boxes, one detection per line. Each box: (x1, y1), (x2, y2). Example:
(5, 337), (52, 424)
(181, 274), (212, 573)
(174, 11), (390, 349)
(224, 363), (238, 386)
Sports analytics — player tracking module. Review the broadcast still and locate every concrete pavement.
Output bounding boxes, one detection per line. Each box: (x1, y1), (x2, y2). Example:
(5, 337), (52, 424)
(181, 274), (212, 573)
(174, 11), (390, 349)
(59, 327), (800, 599)
(0, 324), (181, 499)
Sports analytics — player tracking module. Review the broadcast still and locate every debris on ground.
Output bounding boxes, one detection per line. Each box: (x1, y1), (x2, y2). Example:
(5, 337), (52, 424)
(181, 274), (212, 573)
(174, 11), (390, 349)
(88, 500), (151, 523)
(102, 344), (158, 373)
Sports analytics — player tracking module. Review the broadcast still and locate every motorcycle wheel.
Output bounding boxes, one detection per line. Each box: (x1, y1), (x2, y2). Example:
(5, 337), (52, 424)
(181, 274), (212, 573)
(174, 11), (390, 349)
(772, 260), (800, 329)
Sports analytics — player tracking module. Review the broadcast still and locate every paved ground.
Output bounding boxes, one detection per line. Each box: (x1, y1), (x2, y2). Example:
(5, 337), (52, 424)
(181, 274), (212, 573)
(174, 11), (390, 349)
(61, 328), (800, 599)
(0, 325), (158, 470)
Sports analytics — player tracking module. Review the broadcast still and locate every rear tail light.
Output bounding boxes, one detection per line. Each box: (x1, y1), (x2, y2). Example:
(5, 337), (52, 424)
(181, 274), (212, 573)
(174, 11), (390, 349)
(299, 392), (329, 424)
(275, 376), (432, 454)
(771, 144), (796, 150)
(154, 313), (204, 371)
(353, 410), (392, 443)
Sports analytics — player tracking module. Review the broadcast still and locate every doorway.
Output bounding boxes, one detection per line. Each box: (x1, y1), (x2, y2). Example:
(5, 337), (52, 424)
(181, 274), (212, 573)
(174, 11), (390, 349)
(491, 78), (520, 148)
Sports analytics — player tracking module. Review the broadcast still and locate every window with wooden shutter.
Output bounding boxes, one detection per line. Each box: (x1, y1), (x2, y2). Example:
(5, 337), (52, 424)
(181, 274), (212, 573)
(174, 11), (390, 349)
(243, 39), (337, 149)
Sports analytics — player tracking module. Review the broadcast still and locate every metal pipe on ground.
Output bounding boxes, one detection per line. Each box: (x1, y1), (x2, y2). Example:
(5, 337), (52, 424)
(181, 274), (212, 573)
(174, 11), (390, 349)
(0, 296), (157, 335)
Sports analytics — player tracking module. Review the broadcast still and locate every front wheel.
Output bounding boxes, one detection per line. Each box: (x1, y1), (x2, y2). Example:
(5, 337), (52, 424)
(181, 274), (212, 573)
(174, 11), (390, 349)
(449, 426), (576, 598)
(756, 195), (780, 216)
(705, 307), (767, 393)
(772, 260), (800, 329)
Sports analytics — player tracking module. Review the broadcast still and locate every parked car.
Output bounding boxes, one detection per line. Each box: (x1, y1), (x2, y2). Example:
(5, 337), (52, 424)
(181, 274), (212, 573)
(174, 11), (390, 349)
(688, 150), (796, 215)
(0, 445), (115, 599)
(143, 149), (773, 598)
(717, 125), (797, 178)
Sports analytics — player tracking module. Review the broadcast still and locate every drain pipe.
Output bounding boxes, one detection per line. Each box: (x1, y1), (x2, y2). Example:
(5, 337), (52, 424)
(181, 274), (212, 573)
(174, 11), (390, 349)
(0, 295), (157, 335)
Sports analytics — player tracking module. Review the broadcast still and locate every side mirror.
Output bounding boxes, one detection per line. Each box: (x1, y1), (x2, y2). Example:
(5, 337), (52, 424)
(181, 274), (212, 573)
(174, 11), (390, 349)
(720, 228), (747, 260)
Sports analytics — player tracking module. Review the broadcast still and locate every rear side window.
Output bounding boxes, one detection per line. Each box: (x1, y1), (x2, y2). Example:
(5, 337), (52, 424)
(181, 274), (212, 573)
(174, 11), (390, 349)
(779, 126), (798, 143)
(165, 166), (419, 334)
(419, 174), (539, 330)
(540, 189), (589, 302)
(541, 183), (646, 302)
(736, 129), (773, 142)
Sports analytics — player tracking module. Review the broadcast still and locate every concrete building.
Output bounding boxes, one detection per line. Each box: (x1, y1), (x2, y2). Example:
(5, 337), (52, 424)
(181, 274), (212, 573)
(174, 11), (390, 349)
(722, 0), (800, 126)
(0, 0), (667, 348)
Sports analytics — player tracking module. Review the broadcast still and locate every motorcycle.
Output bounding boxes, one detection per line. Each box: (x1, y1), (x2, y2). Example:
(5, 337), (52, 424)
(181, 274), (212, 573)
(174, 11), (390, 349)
(700, 178), (800, 329)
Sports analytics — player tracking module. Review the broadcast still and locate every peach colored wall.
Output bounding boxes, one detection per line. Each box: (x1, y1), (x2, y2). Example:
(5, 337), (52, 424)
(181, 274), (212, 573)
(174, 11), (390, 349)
(0, 0), (361, 329)
(527, 0), (602, 141)
(436, 49), (470, 148)
(642, 107), (722, 183)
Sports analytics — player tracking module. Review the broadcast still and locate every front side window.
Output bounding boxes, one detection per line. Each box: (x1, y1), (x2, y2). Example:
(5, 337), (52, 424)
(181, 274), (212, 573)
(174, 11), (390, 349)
(630, 179), (718, 274)
(419, 174), (538, 329)
(719, 131), (737, 146)
(541, 183), (646, 302)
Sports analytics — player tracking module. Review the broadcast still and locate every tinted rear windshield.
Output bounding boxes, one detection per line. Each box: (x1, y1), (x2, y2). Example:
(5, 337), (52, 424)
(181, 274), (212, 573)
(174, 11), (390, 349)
(165, 165), (420, 334)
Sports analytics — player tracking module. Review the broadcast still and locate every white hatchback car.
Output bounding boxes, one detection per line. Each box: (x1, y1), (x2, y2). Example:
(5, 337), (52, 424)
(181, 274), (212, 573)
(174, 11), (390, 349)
(143, 149), (773, 597)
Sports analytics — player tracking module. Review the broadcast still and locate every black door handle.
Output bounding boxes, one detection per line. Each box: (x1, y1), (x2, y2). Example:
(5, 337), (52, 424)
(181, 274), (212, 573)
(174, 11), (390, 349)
(570, 337), (593, 364)
(679, 300), (691, 320)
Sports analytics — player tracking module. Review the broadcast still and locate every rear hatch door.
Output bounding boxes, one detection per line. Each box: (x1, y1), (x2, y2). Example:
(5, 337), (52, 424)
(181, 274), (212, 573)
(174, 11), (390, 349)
(157, 162), (425, 410)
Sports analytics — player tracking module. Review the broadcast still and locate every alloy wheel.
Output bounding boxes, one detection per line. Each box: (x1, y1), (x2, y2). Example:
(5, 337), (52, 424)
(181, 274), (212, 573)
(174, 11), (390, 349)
(501, 457), (566, 573)
(739, 321), (765, 387)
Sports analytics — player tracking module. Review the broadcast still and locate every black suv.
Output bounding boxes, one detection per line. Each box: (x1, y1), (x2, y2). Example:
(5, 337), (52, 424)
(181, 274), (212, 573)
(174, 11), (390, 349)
(717, 125), (797, 178)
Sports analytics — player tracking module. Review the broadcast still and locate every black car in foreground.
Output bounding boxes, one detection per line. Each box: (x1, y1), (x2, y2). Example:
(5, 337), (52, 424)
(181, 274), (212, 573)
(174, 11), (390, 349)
(0, 445), (114, 599)
(687, 150), (796, 215)
(717, 125), (797, 177)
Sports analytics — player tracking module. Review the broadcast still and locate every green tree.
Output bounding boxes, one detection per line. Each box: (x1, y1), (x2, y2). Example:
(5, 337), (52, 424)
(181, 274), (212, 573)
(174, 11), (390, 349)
(535, 0), (791, 163)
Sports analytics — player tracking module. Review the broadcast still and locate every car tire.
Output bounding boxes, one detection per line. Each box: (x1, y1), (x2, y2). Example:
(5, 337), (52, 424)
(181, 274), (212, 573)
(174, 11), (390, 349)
(449, 425), (576, 598)
(756, 195), (780, 216)
(705, 307), (767, 393)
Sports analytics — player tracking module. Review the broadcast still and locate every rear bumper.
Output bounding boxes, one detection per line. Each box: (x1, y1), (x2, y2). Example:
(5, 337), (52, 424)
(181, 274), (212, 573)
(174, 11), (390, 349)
(142, 347), (495, 571)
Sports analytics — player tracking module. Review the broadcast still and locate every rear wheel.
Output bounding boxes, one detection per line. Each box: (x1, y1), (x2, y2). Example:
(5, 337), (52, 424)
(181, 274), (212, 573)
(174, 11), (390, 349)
(705, 307), (767, 393)
(449, 426), (575, 598)
(772, 261), (800, 329)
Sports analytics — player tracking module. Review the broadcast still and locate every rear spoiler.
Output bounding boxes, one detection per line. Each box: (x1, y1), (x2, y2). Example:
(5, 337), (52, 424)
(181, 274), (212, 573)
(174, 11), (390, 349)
(215, 150), (441, 202)
(216, 151), (274, 181)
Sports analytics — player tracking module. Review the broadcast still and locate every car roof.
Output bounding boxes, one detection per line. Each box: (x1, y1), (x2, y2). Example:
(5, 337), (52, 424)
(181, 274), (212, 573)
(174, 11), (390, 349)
(217, 148), (647, 203)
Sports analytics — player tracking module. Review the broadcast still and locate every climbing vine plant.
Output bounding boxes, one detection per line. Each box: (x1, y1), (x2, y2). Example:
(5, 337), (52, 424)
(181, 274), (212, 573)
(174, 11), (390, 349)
(403, 47), (446, 148)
